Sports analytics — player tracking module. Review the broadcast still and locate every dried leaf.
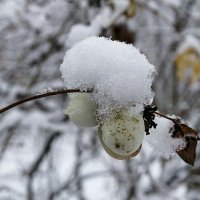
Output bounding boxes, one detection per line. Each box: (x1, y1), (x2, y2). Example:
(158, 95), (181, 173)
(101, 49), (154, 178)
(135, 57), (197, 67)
(173, 124), (198, 166)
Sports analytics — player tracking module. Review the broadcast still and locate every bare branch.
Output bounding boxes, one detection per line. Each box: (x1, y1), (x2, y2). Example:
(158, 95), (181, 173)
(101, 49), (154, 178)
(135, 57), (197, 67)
(49, 170), (114, 200)
(28, 132), (61, 177)
(27, 132), (62, 200)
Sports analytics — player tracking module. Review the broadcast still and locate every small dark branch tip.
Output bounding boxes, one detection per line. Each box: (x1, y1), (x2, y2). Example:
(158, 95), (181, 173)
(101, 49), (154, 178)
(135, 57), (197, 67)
(184, 136), (200, 141)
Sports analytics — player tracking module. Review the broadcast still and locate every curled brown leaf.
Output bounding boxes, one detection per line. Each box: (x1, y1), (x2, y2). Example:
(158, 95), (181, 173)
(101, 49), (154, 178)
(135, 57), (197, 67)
(173, 124), (198, 166)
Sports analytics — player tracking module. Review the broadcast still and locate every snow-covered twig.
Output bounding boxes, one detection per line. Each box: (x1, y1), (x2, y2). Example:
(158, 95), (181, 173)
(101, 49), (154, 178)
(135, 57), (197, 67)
(0, 88), (92, 114)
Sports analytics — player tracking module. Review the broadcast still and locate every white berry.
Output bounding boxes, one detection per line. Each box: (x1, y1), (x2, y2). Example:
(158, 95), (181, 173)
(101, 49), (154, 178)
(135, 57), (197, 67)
(99, 109), (145, 159)
(64, 93), (98, 127)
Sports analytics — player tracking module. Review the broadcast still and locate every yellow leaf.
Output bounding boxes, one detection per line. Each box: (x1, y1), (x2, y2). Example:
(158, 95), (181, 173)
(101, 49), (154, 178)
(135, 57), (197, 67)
(175, 48), (200, 83)
(125, 0), (137, 18)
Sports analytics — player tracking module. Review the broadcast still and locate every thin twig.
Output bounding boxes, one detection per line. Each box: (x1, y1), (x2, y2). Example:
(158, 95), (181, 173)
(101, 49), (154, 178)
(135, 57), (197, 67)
(28, 132), (61, 177)
(154, 111), (177, 123)
(185, 136), (200, 141)
(27, 132), (61, 200)
(0, 88), (91, 114)
(154, 111), (200, 142)
(49, 170), (115, 200)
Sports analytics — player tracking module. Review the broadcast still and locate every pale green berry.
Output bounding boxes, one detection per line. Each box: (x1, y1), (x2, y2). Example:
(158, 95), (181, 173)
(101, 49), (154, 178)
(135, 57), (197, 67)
(64, 93), (98, 127)
(99, 110), (145, 159)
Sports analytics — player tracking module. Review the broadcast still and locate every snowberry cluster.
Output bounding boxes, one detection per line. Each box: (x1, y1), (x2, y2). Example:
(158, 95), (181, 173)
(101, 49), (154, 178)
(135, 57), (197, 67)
(65, 93), (145, 159)
(60, 36), (188, 160)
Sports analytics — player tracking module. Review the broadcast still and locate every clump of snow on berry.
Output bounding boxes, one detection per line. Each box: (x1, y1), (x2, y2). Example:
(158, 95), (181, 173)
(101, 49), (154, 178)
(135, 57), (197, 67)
(128, 104), (144, 116)
(60, 36), (155, 116)
(177, 35), (200, 55)
(146, 116), (186, 159)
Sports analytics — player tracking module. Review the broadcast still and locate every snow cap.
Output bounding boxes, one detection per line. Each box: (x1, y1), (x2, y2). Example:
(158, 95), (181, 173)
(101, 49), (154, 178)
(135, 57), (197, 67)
(60, 36), (155, 116)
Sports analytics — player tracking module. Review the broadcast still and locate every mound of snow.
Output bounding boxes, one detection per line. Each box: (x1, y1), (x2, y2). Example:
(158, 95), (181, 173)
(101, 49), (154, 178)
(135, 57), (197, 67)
(146, 116), (186, 159)
(61, 36), (155, 116)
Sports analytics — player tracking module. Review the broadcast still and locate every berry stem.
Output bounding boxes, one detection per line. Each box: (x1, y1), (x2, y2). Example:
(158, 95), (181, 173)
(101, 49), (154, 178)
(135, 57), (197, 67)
(154, 111), (177, 123)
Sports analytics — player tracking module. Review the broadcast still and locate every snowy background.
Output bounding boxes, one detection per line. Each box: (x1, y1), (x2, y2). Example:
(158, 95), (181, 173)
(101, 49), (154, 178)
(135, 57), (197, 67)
(0, 0), (200, 199)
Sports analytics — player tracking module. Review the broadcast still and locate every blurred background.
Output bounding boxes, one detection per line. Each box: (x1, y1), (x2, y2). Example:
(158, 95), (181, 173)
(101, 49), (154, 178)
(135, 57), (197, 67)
(0, 0), (200, 199)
